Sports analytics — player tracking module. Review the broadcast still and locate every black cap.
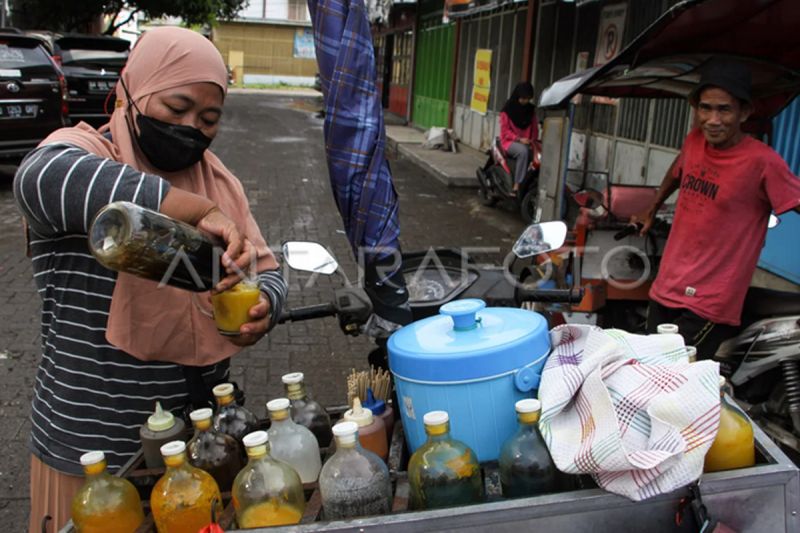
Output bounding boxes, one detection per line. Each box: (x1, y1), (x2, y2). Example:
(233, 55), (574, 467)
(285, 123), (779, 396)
(690, 58), (752, 105)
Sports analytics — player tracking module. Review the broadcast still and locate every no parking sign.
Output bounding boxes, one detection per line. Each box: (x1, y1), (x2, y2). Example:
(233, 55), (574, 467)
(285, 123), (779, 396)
(594, 3), (627, 67)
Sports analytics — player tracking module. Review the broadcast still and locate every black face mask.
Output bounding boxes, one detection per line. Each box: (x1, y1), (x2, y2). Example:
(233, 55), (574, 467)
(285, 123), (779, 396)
(119, 77), (214, 172)
(134, 114), (213, 172)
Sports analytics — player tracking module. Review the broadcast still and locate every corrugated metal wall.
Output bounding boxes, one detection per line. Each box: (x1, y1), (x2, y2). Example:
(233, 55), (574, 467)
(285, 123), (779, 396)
(213, 21), (317, 77)
(412, 16), (455, 130)
(759, 96), (800, 284)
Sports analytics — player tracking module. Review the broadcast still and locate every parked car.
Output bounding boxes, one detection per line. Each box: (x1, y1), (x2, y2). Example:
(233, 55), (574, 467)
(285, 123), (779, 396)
(0, 32), (69, 163)
(53, 34), (129, 128)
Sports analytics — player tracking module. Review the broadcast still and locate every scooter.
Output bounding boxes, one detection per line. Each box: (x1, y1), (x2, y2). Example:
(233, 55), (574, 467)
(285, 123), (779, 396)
(476, 137), (542, 223)
(714, 286), (800, 457)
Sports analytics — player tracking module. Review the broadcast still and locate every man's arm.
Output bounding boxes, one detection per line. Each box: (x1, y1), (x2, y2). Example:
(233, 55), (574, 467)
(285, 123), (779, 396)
(631, 156), (681, 235)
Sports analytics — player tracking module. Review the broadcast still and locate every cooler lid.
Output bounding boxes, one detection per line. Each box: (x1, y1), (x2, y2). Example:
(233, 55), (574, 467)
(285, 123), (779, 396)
(388, 299), (550, 382)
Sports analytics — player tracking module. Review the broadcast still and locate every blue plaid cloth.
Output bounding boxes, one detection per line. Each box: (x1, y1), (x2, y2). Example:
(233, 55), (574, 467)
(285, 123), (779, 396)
(307, 0), (401, 264)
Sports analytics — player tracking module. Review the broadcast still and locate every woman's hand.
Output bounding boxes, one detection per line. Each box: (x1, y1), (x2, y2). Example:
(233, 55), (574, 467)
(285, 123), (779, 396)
(196, 208), (256, 292)
(226, 294), (272, 347)
(520, 138), (531, 145)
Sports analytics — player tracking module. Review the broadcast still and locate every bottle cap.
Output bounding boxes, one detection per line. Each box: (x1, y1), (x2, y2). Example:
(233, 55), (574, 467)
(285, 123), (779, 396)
(243, 430), (269, 448)
(281, 372), (304, 385)
(333, 421), (359, 444)
(685, 346), (698, 362)
(362, 389), (386, 416)
(212, 383), (234, 397)
(147, 402), (176, 432)
(343, 397), (374, 427)
(160, 440), (186, 457)
(515, 399), (541, 414)
(80, 451), (105, 466)
(657, 323), (679, 334)
(719, 375), (726, 389)
(267, 398), (291, 412)
(423, 410), (449, 426)
(189, 408), (213, 422)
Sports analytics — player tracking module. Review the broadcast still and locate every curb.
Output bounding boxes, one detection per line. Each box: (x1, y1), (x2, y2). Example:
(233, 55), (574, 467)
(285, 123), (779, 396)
(396, 144), (479, 189)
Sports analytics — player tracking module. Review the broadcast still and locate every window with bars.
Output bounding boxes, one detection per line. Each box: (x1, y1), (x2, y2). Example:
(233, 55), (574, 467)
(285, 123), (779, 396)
(392, 31), (413, 85)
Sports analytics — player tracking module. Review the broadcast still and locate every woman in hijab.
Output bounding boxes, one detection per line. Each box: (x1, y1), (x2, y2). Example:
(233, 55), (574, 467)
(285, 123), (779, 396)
(13, 27), (287, 531)
(499, 81), (539, 194)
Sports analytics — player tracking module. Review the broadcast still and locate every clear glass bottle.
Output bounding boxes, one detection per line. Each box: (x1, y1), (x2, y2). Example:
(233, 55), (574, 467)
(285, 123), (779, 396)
(282, 372), (333, 447)
(71, 451), (144, 533)
(319, 421), (392, 520)
(704, 377), (755, 472)
(187, 407), (244, 492)
(151, 441), (223, 533)
(266, 398), (322, 483)
(88, 201), (224, 292)
(408, 411), (483, 510)
(212, 383), (258, 445)
(232, 430), (305, 527)
(499, 399), (557, 498)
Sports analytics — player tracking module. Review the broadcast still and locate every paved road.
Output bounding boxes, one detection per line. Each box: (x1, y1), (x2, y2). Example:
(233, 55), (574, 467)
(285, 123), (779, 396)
(0, 93), (525, 528)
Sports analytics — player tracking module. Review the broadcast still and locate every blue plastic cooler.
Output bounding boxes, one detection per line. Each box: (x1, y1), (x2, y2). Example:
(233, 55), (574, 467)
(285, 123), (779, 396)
(388, 299), (551, 462)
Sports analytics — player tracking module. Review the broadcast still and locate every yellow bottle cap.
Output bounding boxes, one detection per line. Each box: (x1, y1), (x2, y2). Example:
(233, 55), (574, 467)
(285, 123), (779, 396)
(344, 397), (374, 427)
(147, 402), (176, 432)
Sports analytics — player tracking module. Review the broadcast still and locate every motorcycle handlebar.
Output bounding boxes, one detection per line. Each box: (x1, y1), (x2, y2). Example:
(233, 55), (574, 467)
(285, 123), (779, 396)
(278, 303), (337, 323)
(516, 288), (584, 304)
(613, 222), (643, 241)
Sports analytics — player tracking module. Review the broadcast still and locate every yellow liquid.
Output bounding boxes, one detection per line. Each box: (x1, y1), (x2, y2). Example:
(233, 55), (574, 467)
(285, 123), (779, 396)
(72, 508), (144, 533)
(704, 401), (755, 472)
(238, 500), (303, 527)
(211, 282), (261, 335)
(151, 466), (223, 533)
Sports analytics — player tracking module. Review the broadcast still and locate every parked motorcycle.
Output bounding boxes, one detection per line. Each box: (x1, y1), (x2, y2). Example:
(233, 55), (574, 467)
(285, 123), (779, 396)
(476, 137), (541, 223)
(714, 286), (800, 458)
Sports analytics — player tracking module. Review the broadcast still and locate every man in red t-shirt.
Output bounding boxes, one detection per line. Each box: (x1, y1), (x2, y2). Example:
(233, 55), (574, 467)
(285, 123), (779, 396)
(633, 59), (800, 358)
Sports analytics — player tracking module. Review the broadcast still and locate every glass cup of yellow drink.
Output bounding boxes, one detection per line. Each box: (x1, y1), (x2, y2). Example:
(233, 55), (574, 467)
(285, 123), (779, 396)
(211, 279), (261, 336)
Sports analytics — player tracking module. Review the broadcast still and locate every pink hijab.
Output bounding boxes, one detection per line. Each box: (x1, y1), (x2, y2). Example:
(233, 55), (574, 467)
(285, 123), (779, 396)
(39, 27), (277, 366)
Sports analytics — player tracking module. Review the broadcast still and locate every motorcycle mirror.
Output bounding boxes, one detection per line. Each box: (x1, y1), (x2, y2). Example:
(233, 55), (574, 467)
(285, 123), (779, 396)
(282, 241), (339, 275)
(768, 214), (780, 229)
(513, 221), (568, 258)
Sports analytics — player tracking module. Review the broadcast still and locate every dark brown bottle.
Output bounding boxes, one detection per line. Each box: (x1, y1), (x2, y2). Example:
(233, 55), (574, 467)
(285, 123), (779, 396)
(187, 407), (244, 492)
(212, 383), (258, 446)
(282, 372), (333, 448)
(88, 201), (224, 292)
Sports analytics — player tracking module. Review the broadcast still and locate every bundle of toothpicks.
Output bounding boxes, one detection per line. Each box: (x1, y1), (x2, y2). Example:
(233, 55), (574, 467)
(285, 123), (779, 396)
(347, 366), (392, 405)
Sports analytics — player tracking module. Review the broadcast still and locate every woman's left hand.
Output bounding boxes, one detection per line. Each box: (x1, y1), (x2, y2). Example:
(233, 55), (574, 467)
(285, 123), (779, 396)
(227, 294), (272, 347)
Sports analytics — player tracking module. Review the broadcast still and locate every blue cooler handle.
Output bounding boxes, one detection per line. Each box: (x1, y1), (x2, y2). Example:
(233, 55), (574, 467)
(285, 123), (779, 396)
(514, 366), (541, 392)
(440, 299), (486, 331)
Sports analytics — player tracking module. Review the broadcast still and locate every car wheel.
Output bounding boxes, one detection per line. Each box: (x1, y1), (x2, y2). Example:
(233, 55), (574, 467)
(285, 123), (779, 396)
(520, 189), (538, 223)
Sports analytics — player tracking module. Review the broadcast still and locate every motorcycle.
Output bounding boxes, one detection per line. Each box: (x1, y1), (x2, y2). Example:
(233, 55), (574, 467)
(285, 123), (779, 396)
(476, 137), (542, 223)
(278, 221), (581, 336)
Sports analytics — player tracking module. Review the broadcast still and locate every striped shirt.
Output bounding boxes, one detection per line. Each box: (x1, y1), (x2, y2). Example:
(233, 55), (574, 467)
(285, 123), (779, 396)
(13, 143), (287, 474)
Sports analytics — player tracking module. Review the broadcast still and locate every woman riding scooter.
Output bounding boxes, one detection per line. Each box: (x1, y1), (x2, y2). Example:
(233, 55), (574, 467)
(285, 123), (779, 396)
(500, 82), (538, 196)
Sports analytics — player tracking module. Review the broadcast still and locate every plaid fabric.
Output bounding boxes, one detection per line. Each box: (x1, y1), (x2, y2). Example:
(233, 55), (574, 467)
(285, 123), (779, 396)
(307, 0), (401, 263)
(538, 324), (721, 501)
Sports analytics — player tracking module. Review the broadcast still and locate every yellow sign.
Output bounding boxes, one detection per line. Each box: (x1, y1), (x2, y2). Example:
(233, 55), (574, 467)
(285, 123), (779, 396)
(470, 86), (490, 115)
(470, 49), (492, 114)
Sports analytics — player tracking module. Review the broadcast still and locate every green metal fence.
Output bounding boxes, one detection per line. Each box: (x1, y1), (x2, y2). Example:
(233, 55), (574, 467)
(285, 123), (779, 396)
(412, 17), (455, 130)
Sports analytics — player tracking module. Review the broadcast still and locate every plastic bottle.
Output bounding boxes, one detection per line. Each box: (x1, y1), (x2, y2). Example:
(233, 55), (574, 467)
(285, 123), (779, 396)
(266, 398), (322, 483)
(282, 372), (333, 447)
(88, 201), (224, 292)
(343, 397), (388, 462)
(362, 388), (394, 445)
(704, 377), (755, 472)
(499, 399), (557, 498)
(212, 383), (258, 445)
(319, 421), (392, 520)
(232, 430), (305, 527)
(187, 407), (244, 492)
(71, 451), (144, 533)
(408, 411), (483, 510)
(139, 402), (186, 469)
(151, 441), (223, 533)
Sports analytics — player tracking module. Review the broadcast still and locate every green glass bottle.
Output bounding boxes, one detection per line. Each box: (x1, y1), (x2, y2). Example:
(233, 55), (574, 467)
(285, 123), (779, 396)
(408, 411), (483, 510)
(499, 399), (557, 498)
